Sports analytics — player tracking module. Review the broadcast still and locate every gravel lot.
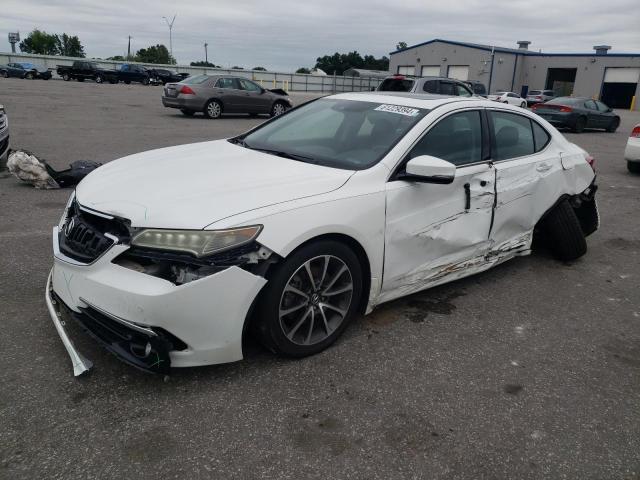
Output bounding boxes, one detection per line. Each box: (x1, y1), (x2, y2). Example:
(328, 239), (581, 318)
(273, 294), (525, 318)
(1, 77), (639, 479)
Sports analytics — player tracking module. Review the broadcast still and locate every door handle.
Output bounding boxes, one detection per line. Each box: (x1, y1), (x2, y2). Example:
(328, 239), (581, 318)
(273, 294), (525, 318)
(536, 162), (552, 172)
(464, 183), (471, 210)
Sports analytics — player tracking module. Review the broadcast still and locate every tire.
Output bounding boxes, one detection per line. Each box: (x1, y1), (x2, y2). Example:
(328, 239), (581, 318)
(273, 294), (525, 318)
(142, 77), (150, 85)
(180, 109), (195, 116)
(270, 101), (287, 117)
(62, 73), (70, 81)
(520, 102), (526, 108)
(204, 99), (222, 119)
(25, 72), (34, 80)
(606, 117), (620, 133)
(2, 71), (8, 78)
(124, 80), (131, 85)
(539, 199), (587, 261)
(573, 116), (586, 133)
(255, 240), (363, 357)
(95, 75), (104, 84)
(628, 161), (640, 174)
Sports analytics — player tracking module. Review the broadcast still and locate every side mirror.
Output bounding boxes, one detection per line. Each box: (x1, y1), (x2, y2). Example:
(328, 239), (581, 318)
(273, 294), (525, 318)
(260, 88), (266, 94)
(402, 155), (456, 184)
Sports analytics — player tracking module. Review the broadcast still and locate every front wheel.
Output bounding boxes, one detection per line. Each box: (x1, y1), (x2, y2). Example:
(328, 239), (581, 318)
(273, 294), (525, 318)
(95, 75), (104, 84)
(628, 161), (640, 174)
(142, 77), (150, 85)
(255, 241), (363, 357)
(270, 101), (287, 117)
(539, 199), (587, 261)
(520, 102), (526, 108)
(204, 99), (222, 119)
(2, 71), (8, 78)
(25, 72), (34, 80)
(606, 117), (620, 133)
(62, 73), (70, 81)
(573, 116), (586, 133)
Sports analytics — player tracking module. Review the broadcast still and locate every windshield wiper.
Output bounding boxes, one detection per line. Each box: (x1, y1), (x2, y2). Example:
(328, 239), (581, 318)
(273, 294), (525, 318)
(251, 147), (317, 164)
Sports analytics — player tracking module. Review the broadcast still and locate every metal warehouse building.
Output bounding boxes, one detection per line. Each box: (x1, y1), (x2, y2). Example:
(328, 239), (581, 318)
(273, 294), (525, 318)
(389, 39), (640, 110)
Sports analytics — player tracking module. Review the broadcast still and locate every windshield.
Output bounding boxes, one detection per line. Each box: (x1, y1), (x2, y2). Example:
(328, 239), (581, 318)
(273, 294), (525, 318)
(181, 74), (209, 85)
(378, 78), (415, 92)
(237, 98), (428, 170)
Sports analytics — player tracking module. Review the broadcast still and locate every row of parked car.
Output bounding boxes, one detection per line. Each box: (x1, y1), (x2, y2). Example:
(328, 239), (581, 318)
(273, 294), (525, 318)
(0, 60), (189, 85)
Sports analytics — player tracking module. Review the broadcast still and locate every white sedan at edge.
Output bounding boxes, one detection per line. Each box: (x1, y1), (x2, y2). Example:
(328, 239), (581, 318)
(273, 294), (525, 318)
(47, 92), (599, 376)
(488, 91), (527, 108)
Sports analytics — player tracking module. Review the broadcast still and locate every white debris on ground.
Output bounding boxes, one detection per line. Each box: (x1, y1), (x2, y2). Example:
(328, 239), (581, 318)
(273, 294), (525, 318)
(7, 150), (59, 189)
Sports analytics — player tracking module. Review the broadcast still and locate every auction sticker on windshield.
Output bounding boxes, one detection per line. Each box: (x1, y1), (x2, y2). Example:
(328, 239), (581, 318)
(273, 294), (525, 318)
(374, 104), (421, 116)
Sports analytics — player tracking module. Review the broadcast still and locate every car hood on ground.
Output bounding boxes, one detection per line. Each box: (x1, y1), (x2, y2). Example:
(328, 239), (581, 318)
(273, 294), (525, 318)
(75, 140), (354, 229)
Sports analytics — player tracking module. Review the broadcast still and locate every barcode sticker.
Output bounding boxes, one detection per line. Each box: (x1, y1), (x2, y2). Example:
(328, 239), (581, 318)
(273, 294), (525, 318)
(374, 104), (420, 116)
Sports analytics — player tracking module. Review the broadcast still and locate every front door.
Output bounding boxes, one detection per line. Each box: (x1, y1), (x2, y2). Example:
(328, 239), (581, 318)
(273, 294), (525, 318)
(380, 109), (495, 303)
(213, 77), (245, 113)
(238, 78), (271, 114)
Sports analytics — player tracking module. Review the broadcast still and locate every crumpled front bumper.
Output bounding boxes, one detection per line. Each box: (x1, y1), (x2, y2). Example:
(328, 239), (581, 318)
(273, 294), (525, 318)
(46, 227), (267, 376)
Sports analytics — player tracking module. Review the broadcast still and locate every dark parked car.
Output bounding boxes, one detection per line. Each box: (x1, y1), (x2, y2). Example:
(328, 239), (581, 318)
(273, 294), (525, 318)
(532, 97), (620, 133)
(464, 80), (487, 96)
(57, 61), (118, 83)
(149, 68), (189, 85)
(1, 62), (52, 80)
(377, 75), (474, 97)
(162, 74), (293, 118)
(116, 64), (151, 85)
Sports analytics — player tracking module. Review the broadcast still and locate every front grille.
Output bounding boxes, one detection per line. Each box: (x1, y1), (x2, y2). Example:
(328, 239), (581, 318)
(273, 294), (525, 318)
(58, 201), (131, 263)
(0, 136), (8, 156)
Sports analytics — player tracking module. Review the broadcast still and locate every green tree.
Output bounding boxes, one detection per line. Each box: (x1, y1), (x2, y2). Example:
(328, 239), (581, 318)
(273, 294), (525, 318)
(190, 61), (220, 68)
(315, 51), (389, 76)
(54, 33), (85, 57)
(252, 66), (266, 71)
(296, 67), (311, 74)
(396, 41), (408, 50)
(134, 44), (174, 64)
(19, 29), (58, 55)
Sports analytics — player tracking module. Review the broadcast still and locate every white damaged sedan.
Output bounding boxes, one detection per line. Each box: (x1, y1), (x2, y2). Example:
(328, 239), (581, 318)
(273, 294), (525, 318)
(47, 92), (599, 376)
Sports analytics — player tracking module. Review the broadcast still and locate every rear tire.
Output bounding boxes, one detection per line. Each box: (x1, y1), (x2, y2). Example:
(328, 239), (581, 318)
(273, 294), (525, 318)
(255, 240), (363, 358)
(606, 117), (620, 133)
(180, 109), (195, 116)
(573, 116), (586, 133)
(2, 71), (8, 78)
(95, 75), (104, 84)
(628, 161), (640, 174)
(539, 199), (587, 261)
(204, 100), (222, 119)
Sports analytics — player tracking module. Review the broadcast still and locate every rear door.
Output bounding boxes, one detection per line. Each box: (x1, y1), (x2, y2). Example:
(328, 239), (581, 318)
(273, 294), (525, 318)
(238, 78), (271, 113)
(381, 109), (495, 302)
(213, 77), (244, 113)
(583, 100), (601, 128)
(489, 109), (561, 253)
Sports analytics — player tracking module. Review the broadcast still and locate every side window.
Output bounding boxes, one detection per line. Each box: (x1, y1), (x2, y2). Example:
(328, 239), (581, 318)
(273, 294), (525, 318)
(531, 121), (551, 152)
(489, 111), (535, 160)
(121, 65), (129, 72)
(422, 80), (438, 93)
(455, 84), (472, 97)
(216, 78), (239, 89)
(507, 93), (518, 98)
(584, 100), (597, 110)
(409, 110), (483, 166)
(238, 79), (262, 92)
(595, 100), (609, 112)
(439, 81), (455, 96)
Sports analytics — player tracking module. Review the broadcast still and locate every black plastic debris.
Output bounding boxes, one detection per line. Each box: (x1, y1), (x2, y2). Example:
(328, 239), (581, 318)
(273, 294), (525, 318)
(7, 149), (102, 189)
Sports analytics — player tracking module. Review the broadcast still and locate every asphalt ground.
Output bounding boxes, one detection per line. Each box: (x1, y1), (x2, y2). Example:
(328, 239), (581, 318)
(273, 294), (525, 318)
(1, 77), (639, 479)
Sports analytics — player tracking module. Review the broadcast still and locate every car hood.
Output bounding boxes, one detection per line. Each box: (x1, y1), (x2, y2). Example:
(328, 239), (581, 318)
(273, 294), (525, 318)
(75, 140), (354, 229)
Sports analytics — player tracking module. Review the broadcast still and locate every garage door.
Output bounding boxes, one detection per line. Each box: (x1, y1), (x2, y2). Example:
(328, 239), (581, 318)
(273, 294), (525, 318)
(397, 66), (415, 76)
(447, 65), (469, 81)
(604, 68), (640, 83)
(602, 67), (639, 108)
(421, 65), (440, 77)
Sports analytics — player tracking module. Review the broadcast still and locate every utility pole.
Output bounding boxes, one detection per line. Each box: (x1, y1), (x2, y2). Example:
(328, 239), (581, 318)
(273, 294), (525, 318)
(163, 14), (177, 63)
(204, 42), (208, 63)
(127, 35), (132, 59)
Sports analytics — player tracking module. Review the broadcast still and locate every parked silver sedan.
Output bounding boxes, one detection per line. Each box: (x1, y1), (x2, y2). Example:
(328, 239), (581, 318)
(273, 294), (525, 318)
(162, 74), (293, 118)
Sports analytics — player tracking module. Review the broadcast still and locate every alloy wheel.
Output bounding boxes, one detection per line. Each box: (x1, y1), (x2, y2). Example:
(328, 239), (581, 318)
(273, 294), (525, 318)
(272, 103), (286, 116)
(207, 101), (221, 118)
(278, 255), (354, 346)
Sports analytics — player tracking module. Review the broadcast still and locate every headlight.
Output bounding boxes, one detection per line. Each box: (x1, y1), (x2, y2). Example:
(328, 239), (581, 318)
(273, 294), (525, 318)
(131, 226), (262, 257)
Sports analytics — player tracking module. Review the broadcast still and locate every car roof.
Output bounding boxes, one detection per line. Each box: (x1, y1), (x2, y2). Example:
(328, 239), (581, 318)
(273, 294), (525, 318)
(328, 91), (483, 108)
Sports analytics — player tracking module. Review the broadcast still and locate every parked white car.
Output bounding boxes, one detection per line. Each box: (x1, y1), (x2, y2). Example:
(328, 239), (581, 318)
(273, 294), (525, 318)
(47, 93), (599, 376)
(488, 91), (527, 108)
(624, 124), (640, 173)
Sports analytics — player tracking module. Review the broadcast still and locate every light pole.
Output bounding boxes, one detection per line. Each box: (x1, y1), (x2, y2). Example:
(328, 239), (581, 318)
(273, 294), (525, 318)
(127, 35), (132, 59)
(204, 42), (208, 63)
(162, 14), (176, 63)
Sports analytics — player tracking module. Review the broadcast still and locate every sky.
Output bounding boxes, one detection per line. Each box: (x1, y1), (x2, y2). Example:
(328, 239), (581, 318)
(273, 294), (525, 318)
(1, 0), (639, 71)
